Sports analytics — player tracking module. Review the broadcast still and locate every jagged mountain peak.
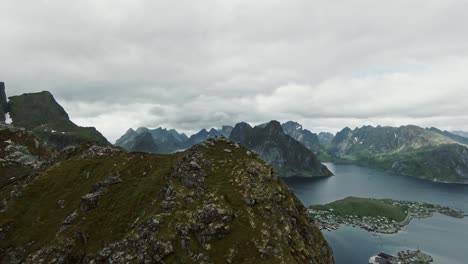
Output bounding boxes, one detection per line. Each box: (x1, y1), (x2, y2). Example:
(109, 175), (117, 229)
(5, 88), (109, 148)
(230, 121), (332, 177)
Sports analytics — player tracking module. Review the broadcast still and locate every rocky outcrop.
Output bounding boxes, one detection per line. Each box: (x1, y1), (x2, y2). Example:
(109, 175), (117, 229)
(0, 125), (57, 211)
(0, 82), (7, 123)
(7, 91), (109, 148)
(230, 121), (333, 177)
(0, 137), (334, 263)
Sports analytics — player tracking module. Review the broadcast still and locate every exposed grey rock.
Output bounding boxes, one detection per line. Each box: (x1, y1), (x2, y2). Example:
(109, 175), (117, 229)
(63, 210), (78, 225)
(0, 82), (6, 123)
(80, 192), (101, 212)
(230, 121), (333, 177)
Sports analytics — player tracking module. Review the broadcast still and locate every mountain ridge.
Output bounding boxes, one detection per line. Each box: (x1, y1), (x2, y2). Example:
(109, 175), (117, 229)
(327, 124), (468, 183)
(0, 130), (334, 263)
(230, 121), (333, 178)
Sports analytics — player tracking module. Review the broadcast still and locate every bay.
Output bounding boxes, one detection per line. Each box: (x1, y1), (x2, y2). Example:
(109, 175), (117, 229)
(283, 163), (468, 264)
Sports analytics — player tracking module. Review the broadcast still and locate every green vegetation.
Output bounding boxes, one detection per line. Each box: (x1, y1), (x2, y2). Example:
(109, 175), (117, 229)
(329, 125), (468, 183)
(311, 197), (407, 222)
(309, 197), (463, 234)
(0, 136), (334, 263)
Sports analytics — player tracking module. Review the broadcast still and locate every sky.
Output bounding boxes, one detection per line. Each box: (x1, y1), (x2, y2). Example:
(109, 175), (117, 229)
(1, 0), (468, 142)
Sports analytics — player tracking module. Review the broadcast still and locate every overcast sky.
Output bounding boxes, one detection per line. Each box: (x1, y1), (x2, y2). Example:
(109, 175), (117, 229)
(1, 0), (468, 142)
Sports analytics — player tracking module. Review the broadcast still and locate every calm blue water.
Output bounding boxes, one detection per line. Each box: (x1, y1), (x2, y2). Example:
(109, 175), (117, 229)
(283, 163), (468, 264)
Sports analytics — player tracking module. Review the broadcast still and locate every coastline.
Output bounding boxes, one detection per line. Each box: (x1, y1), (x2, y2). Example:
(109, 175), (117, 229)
(308, 197), (464, 234)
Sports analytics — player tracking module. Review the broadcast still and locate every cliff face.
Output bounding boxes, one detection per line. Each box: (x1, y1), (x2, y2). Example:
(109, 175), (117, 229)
(230, 121), (333, 177)
(0, 137), (334, 264)
(0, 82), (7, 123)
(7, 91), (109, 148)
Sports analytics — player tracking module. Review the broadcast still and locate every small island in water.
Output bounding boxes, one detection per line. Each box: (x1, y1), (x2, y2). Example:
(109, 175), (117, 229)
(369, 250), (434, 264)
(308, 196), (464, 234)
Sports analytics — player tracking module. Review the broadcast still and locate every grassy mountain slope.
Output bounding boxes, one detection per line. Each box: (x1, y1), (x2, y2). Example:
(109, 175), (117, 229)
(329, 125), (468, 183)
(428, 127), (468, 145)
(8, 91), (109, 148)
(0, 137), (334, 263)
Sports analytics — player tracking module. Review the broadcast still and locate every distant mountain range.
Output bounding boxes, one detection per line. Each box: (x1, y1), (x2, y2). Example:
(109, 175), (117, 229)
(115, 126), (234, 154)
(116, 127), (189, 154)
(116, 121), (468, 183)
(116, 121), (332, 178)
(451, 130), (468, 139)
(5, 79), (459, 184)
(328, 125), (468, 183)
(1, 83), (109, 148)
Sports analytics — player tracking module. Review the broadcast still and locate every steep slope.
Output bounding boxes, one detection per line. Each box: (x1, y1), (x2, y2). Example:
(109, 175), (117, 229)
(8, 91), (109, 148)
(187, 128), (222, 146)
(130, 130), (161, 153)
(114, 128), (137, 149)
(187, 126), (234, 146)
(373, 144), (468, 183)
(0, 137), (334, 264)
(0, 82), (7, 123)
(116, 127), (188, 154)
(218, 125), (233, 138)
(330, 125), (455, 158)
(329, 125), (468, 183)
(428, 127), (468, 145)
(452, 131), (468, 139)
(0, 124), (58, 214)
(281, 121), (332, 160)
(230, 121), (333, 177)
(282, 122), (320, 150)
(317, 132), (334, 148)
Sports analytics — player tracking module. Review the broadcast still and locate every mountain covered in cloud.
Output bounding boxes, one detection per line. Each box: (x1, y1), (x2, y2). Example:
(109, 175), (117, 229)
(328, 125), (468, 183)
(229, 121), (333, 178)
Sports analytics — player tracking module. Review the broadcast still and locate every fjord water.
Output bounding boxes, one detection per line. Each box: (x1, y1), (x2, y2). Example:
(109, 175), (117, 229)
(283, 163), (468, 264)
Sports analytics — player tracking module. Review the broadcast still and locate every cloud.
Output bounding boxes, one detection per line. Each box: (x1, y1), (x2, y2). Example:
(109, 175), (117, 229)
(1, 0), (468, 142)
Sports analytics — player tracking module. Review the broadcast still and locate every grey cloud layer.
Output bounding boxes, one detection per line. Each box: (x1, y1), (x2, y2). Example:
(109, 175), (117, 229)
(1, 0), (468, 141)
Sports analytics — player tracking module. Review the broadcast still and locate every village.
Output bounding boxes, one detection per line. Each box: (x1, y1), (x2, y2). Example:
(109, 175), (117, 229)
(308, 198), (464, 234)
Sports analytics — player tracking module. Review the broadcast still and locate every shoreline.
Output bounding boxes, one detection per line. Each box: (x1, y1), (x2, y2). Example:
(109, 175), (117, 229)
(308, 197), (464, 234)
